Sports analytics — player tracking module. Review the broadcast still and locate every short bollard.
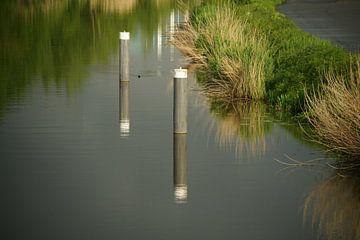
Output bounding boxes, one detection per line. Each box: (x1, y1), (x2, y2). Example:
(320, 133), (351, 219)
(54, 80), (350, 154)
(173, 134), (187, 204)
(173, 68), (187, 134)
(119, 31), (130, 82)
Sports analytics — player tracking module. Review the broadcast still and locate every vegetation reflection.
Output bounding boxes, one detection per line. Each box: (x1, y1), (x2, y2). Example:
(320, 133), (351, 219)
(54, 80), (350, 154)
(209, 100), (273, 159)
(304, 170), (360, 240)
(0, 0), (189, 119)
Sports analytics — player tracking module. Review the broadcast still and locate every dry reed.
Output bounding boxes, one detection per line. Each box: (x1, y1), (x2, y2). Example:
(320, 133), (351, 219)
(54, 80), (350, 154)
(305, 58), (360, 159)
(171, 3), (271, 102)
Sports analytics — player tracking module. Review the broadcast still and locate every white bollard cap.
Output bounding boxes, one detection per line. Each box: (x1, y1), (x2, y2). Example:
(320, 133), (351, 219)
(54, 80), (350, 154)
(120, 32), (130, 40)
(120, 119), (130, 136)
(174, 68), (187, 79)
(174, 185), (188, 204)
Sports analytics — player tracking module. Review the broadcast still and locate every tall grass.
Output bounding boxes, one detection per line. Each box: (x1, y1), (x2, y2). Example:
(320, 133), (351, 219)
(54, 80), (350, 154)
(234, 1), (353, 113)
(305, 58), (360, 159)
(174, 0), (353, 113)
(172, 2), (272, 101)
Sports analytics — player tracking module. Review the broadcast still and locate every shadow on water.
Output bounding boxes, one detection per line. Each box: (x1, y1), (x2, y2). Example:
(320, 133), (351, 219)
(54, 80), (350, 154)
(304, 169), (360, 240)
(0, 0), (195, 121)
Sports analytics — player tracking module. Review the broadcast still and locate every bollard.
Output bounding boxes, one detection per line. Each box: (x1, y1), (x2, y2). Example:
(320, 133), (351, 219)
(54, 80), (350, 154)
(173, 68), (187, 134)
(157, 25), (162, 60)
(170, 11), (175, 62)
(119, 31), (130, 82)
(174, 134), (187, 204)
(119, 81), (130, 137)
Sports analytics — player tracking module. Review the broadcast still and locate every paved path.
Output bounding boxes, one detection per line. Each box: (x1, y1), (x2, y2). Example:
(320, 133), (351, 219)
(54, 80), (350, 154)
(277, 0), (360, 53)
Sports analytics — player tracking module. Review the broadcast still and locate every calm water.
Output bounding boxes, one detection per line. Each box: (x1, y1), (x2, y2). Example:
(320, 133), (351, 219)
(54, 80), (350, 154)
(0, 1), (357, 239)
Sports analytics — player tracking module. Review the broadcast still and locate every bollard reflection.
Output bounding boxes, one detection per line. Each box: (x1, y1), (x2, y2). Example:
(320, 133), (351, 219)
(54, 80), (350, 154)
(157, 25), (162, 60)
(169, 10), (175, 62)
(119, 81), (130, 137)
(173, 134), (187, 204)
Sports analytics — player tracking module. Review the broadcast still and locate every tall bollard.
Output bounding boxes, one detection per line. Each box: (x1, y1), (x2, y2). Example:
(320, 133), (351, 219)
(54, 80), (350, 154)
(119, 31), (130, 82)
(173, 134), (187, 204)
(119, 81), (130, 136)
(173, 68), (187, 134)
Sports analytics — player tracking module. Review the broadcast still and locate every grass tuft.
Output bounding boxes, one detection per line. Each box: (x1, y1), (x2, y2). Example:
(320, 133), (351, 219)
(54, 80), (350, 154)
(305, 58), (360, 158)
(172, 2), (272, 101)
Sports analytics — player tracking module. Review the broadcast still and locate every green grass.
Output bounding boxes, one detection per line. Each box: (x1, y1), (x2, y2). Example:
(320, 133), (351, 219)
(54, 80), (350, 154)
(173, 0), (360, 158)
(235, 0), (354, 113)
(174, 1), (273, 101)
(178, 0), (356, 113)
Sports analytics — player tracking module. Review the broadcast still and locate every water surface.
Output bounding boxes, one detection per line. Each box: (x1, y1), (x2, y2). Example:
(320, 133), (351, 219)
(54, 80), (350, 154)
(0, 1), (353, 239)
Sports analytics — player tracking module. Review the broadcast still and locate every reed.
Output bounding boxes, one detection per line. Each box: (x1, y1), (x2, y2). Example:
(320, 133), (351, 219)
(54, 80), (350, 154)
(305, 58), (360, 159)
(172, 2), (272, 101)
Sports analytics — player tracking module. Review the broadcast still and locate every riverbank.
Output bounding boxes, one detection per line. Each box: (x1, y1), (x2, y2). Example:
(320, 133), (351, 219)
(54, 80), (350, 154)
(172, 0), (359, 159)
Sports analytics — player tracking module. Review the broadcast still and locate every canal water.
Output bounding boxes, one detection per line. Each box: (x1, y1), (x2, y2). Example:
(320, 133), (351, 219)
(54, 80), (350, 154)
(0, 1), (354, 239)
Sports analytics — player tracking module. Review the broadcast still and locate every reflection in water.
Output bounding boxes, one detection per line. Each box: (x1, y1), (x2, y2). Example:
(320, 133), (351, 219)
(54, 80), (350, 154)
(173, 134), (187, 204)
(0, 0), (194, 120)
(89, 0), (136, 14)
(119, 81), (130, 137)
(15, 0), (71, 15)
(208, 101), (273, 159)
(169, 10), (175, 62)
(17, 0), (138, 15)
(157, 25), (163, 60)
(304, 172), (360, 240)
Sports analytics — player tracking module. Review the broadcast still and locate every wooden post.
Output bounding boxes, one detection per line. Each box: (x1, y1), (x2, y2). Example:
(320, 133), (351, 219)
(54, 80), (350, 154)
(173, 68), (187, 134)
(174, 134), (187, 204)
(119, 81), (130, 137)
(119, 31), (130, 82)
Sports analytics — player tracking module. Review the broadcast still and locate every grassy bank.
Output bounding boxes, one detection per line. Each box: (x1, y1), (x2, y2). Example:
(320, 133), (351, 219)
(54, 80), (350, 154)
(173, 0), (359, 159)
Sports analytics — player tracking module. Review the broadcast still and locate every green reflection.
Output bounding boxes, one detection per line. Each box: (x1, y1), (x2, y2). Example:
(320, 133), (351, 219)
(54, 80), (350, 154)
(0, 0), (193, 120)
